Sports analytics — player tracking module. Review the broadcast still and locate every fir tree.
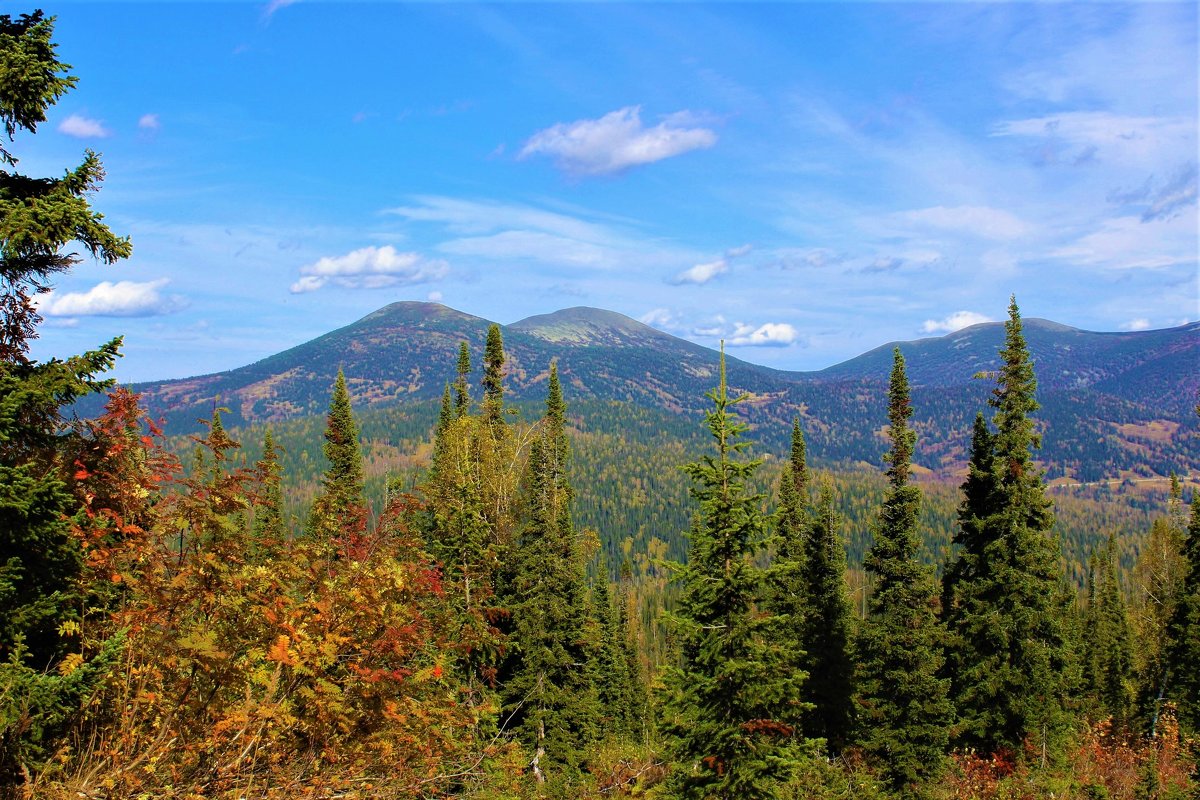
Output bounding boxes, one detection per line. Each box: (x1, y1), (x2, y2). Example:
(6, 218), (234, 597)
(253, 429), (285, 542)
(855, 349), (951, 795)
(764, 418), (812, 738)
(1167, 492), (1200, 732)
(307, 369), (366, 538)
(482, 324), (505, 429)
(0, 12), (130, 786)
(1095, 532), (1134, 729)
(504, 363), (598, 785)
(591, 571), (634, 737)
(454, 340), (471, 418)
(659, 348), (808, 799)
(942, 297), (1075, 757)
(800, 477), (856, 753)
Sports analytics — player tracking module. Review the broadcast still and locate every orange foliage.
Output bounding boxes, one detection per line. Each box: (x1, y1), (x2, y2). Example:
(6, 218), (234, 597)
(31, 391), (511, 798)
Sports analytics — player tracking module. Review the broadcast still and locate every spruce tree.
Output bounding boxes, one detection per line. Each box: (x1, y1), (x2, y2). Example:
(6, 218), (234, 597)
(307, 369), (367, 538)
(482, 324), (505, 429)
(942, 297), (1075, 757)
(1167, 492), (1200, 732)
(0, 14), (131, 785)
(1096, 532), (1134, 729)
(801, 477), (856, 753)
(253, 430), (285, 542)
(504, 363), (598, 785)
(659, 348), (808, 798)
(454, 340), (471, 417)
(591, 571), (634, 737)
(855, 349), (951, 794)
(764, 418), (811, 739)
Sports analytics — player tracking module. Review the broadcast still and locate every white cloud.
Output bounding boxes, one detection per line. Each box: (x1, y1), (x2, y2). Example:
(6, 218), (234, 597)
(519, 106), (717, 176)
(727, 321), (798, 348)
(138, 113), (160, 131)
(898, 205), (1032, 240)
(290, 245), (448, 293)
(58, 114), (110, 138)
(427, 290), (444, 302)
(921, 311), (993, 334)
(39, 279), (186, 317)
(1121, 318), (1152, 331)
(671, 259), (727, 285)
(725, 243), (753, 258)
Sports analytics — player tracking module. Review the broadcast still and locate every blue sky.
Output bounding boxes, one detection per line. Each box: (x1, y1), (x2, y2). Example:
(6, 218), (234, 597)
(20, 1), (1199, 382)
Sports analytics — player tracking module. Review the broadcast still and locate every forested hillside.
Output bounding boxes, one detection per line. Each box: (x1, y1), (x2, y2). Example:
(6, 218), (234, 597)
(94, 303), (1200, 482)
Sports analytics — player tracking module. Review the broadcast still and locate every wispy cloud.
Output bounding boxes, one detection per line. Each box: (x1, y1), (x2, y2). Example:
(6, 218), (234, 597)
(921, 311), (992, 334)
(519, 106), (716, 176)
(138, 113), (160, 131)
(1051, 213), (1195, 270)
(290, 245), (448, 293)
(263, 0), (298, 20)
(39, 279), (186, 317)
(897, 205), (1032, 240)
(58, 114), (110, 138)
(388, 195), (699, 272)
(992, 112), (1194, 169)
(1120, 318), (1151, 331)
(1142, 163), (1198, 222)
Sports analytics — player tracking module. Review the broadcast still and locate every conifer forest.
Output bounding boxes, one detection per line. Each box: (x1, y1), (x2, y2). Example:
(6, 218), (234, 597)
(2, 10), (1199, 800)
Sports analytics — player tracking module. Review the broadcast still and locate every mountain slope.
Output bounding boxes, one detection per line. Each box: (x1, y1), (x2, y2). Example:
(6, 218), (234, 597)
(106, 302), (1199, 480)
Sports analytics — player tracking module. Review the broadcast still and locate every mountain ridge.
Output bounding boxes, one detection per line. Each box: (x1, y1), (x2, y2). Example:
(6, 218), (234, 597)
(95, 301), (1199, 481)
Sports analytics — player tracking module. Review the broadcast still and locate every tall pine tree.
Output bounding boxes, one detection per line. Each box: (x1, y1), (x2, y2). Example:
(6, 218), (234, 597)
(306, 369), (367, 539)
(942, 297), (1075, 757)
(855, 349), (951, 795)
(659, 348), (808, 799)
(801, 477), (856, 753)
(0, 13), (130, 787)
(504, 363), (598, 786)
(454, 340), (471, 418)
(1167, 491), (1200, 732)
(482, 324), (505, 430)
(764, 418), (812, 740)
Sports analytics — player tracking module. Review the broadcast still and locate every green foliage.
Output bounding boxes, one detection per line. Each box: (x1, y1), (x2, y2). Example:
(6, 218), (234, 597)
(483, 324), (505, 429)
(943, 297), (1077, 757)
(855, 349), (951, 795)
(659, 350), (810, 798)
(306, 368), (367, 539)
(763, 419), (812, 741)
(504, 363), (600, 785)
(801, 477), (856, 753)
(1090, 533), (1134, 729)
(456, 340), (472, 418)
(0, 12), (130, 789)
(1167, 492), (1200, 732)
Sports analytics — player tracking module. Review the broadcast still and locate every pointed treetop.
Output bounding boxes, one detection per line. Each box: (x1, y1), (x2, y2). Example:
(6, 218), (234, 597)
(790, 417), (809, 497)
(884, 347), (915, 488)
(454, 340), (471, 416)
(547, 360), (565, 431)
(482, 324), (505, 427)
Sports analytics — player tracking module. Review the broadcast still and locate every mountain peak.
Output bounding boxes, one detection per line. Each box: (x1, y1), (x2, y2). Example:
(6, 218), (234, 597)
(510, 306), (670, 345)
